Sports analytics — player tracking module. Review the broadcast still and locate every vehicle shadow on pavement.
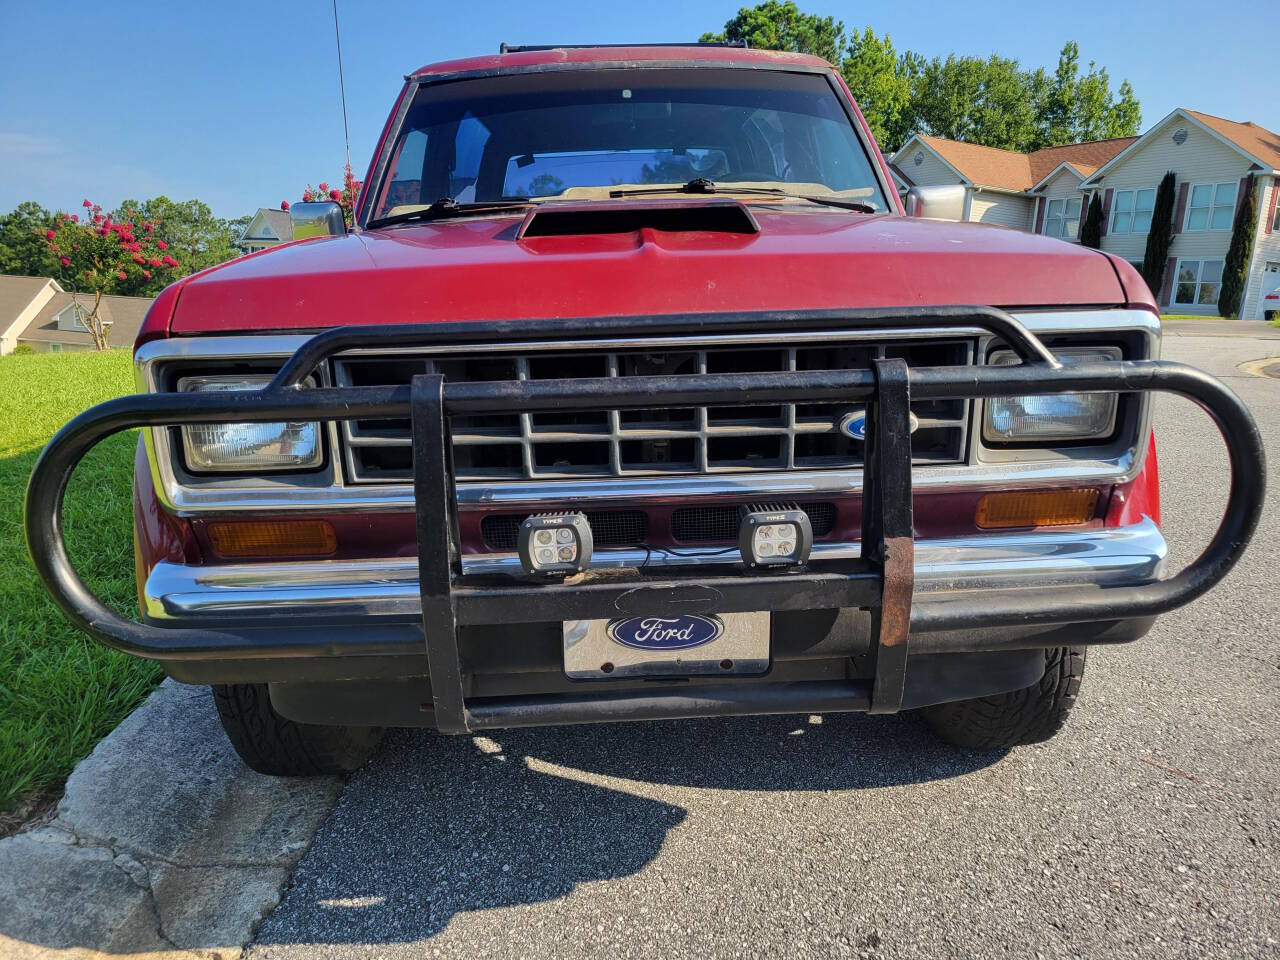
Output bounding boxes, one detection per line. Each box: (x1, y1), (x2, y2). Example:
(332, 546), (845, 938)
(254, 712), (1002, 946)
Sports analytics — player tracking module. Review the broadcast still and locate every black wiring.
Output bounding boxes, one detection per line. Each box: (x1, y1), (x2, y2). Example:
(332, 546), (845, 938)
(638, 543), (740, 569)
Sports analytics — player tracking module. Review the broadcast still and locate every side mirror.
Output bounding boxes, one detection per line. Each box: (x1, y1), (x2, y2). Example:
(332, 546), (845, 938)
(904, 185), (966, 221)
(289, 201), (346, 239)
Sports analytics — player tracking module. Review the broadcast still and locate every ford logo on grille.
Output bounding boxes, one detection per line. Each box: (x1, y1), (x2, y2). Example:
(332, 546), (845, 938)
(838, 408), (919, 441)
(606, 615), (724, 651)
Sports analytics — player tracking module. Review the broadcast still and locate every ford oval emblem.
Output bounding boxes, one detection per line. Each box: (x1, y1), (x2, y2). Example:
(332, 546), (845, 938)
(838, 408), (919, 440)
(606, 615), (724, 651)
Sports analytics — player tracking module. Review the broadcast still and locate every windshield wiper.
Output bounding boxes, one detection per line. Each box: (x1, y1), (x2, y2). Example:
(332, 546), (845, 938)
(793, 195), (878, 214)
(608, 178), (877, 213)
(609, 178), (784, 199)
(367, 197), (534, 228)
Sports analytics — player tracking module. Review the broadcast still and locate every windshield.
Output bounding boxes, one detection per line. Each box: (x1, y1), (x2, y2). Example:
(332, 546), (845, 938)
(369, 68), (887, 221)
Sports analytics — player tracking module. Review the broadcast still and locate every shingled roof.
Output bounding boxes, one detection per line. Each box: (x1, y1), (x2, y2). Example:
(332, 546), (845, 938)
(1184, 110), (1280, 171)
(17, 291), (152, 348)
(912, 135), (1137, 192)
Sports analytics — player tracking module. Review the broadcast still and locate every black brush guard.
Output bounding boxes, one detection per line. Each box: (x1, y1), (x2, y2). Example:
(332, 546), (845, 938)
(24, 309), (1266, 732)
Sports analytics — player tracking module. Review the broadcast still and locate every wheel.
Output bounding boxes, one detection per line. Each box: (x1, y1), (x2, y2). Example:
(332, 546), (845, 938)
(212, 683), (383, 776)
(921, 647), (1086, 749)
(1266, 311), (1275, 322)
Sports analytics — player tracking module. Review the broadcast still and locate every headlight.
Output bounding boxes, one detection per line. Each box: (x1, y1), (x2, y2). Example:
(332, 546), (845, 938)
(983, 347), (1120, 443)
(177, 375), (322, 472)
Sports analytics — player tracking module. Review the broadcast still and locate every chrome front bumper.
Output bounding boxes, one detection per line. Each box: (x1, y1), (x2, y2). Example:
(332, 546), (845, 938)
(143, 519), (1167, 627)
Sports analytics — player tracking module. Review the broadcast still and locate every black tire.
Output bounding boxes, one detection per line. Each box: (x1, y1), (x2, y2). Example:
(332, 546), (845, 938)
(921, 646), (1086, 750)
(212, 683), (383, 776)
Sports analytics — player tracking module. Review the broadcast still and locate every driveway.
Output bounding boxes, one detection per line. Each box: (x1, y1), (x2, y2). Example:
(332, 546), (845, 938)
(244, 326), (1280, 959)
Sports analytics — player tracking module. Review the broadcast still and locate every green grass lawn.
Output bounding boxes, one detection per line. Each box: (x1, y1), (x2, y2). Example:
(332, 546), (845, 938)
(1160, 313), (1230, 321)
(0, 350), (162, 817)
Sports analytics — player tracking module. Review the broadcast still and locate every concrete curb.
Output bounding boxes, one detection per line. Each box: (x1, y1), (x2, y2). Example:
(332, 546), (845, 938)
(0, 680), (343, 959)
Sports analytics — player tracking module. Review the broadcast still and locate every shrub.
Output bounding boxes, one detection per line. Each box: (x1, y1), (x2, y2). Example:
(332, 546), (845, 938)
(1141, 172), (1177, 300)
(1079, 193), (1103, 248)
(1218, 174), (1255, 318)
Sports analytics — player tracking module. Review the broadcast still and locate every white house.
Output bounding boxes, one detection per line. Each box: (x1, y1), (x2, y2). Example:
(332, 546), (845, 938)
(1079, 109), (1280, 320)
(889, 134), (1136, 233)
(236, 208), (294, 253)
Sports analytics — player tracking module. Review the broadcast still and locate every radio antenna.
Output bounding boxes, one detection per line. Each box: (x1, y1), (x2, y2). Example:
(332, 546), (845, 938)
(332, 0), (352, 172)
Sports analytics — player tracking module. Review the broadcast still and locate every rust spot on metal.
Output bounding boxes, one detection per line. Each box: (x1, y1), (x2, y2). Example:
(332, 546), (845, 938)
(878, 535), (914, 647)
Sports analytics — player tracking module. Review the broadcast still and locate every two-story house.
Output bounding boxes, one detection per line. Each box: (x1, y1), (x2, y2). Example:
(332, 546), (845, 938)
(891, 108), (1280, 320)
(1079, 109), (1280, 320)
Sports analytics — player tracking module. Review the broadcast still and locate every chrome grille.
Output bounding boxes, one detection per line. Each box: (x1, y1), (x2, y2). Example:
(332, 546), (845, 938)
(333, 338), (973, 483)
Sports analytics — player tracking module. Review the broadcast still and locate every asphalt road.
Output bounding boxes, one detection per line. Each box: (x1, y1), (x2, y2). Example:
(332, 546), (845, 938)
(248, 327), (1280, 960)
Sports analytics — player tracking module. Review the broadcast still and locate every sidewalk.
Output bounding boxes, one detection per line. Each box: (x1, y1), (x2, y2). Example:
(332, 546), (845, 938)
(0, 681), (342, 959)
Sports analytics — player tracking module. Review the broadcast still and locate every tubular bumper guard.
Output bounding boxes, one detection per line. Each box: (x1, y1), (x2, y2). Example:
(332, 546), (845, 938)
(24, 309), (1266, 732)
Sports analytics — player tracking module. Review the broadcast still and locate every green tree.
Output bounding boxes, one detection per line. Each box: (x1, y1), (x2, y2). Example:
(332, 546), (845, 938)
(0, 201), (59, 276)
(1079, 192), (1104, 248)
(111, 197), (244, 295)
(700, 1), (844, 63)
(1030, 42), (1142, 148)
(44, 201), (181, 348)
(1106, 81), (1142, 139)
(1037, 40), (1080, 147)
(1218, 174), (1256, 318)
(841, 28), (918, 151)
(910, 54), (1036, 150)
(1141, 172), (1178, 300)
(696, 11), (1143, 156)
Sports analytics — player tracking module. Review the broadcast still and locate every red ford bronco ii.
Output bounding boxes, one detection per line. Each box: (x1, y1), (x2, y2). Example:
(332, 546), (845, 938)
(26, 44), (1264, 775)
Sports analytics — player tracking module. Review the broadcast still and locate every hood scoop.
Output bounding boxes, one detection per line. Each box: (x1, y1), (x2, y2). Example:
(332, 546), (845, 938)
(517, 198), (759, 239)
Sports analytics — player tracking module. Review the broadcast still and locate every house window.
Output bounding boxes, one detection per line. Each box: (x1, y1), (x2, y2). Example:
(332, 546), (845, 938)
(1184, 182), (1237, 231)
(1043, 196), (1082, 238)
(1273, 187), (1280, 231)
(1174, 259), (1224, 306)
(55, 303), (90, 332)
(1110, 188), (1155, 234)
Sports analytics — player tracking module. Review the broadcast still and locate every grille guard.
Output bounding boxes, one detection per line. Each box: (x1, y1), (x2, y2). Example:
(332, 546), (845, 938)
(24, 308), (1266, 731)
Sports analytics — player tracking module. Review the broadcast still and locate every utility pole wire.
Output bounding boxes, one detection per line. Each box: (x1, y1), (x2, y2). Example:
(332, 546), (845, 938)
(333, 0), (352, 173)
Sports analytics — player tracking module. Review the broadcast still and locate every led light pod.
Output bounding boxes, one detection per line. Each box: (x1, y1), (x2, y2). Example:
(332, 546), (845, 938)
(517, 512), (593, 575)
(738, 503), (813, 569)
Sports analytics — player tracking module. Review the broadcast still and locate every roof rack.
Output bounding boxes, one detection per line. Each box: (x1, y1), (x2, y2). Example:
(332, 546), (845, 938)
(498, 41), (748, 53)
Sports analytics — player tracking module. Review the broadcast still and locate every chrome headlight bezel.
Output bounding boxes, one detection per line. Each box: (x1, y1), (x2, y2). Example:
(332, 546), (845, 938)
(982, 346), (1122, 445)
(176, 374), (324, 473)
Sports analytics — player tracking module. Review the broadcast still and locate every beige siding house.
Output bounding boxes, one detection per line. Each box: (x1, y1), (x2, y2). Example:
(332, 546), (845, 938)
(892, 110), (1280, 319)
(889, 134), (1135, 234)
(0, 276), (60, 354)
(1080, 109), (1280, 319)
(0, 275), (152, 353)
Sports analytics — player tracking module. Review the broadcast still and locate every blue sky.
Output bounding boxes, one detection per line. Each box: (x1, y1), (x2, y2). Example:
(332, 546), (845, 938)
(0, 0), (1267, 219)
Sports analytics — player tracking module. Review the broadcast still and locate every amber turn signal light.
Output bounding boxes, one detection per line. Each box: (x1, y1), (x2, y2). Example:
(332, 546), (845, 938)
(207, 520), (337, 559)
(975, 489), (1100, 530)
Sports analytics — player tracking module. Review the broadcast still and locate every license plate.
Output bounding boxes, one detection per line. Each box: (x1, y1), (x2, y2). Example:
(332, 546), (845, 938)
(563, 612), (770, 679)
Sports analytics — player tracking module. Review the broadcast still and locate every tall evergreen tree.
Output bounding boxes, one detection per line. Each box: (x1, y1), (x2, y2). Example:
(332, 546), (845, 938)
(1079, 193), (1104, 248)
(1141, 172), (1178, 300)
(1218, 174), (1256, 318)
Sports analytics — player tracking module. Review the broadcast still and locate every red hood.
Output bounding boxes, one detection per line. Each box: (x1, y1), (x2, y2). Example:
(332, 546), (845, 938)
(169, 208), (1128, 335)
